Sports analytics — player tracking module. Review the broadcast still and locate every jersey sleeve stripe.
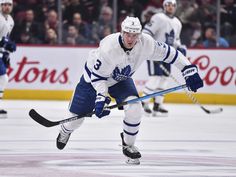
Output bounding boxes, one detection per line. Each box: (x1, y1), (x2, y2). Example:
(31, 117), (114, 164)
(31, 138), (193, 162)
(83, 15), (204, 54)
(91, 72), (108, 82)
(84, 63), (91, 77)
(169, 49), (179, 64)
(163, 45), (170, 61)
(91, 78), (107, 82)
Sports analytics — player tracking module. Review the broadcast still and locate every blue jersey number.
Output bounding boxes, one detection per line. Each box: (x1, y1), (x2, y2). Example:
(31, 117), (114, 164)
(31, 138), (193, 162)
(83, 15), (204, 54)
(94, 59), (102, 70)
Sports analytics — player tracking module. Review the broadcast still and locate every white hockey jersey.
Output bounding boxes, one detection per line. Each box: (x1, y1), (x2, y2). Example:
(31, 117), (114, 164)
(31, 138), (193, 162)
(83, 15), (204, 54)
(143, 12), (182, 48)
(0, 12), (14, 39)
(83, 32), (190, 95)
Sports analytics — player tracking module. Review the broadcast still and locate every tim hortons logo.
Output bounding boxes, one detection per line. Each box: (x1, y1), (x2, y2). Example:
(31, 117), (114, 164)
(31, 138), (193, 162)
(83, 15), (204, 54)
(190, 55), (236, 86)
(7, 57), (69, 84)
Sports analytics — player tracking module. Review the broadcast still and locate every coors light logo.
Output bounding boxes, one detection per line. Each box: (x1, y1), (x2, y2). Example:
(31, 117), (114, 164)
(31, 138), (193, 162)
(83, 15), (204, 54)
(7, 57), (69, 84)
(190, 55), (236, 86)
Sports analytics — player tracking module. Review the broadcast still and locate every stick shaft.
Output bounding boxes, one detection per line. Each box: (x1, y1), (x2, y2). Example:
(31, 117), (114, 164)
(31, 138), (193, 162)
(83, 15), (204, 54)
(159, 64), (222, 114)
(29, 84), (186, 127)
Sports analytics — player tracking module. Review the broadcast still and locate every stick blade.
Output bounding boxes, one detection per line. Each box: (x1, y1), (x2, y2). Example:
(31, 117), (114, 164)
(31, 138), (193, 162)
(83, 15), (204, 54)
(29, 109), (59, 127)
(201, 106), (223, 114)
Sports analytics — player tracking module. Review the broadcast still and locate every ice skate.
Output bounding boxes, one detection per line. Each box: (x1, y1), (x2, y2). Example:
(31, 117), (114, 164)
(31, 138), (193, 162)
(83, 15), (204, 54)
(152, 103), (169, 117)
(120, 132), (141, 165)
(0, 109), (7, 118)
(56, 130), (71, 150)
(142, 102), (152, 116)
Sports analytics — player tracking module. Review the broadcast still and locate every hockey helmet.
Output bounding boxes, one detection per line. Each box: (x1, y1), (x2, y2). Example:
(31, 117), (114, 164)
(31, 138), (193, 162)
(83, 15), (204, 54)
(163, 0), (176, 7)
(121, 16), (142, 34)
(0, 0), (13, 5)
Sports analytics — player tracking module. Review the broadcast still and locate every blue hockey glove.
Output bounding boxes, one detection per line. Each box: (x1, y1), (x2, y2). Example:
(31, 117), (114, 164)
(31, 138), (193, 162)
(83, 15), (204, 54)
(182, 64), (204, 92)
(1, 51), (10, 67)
(95, 93), (111, 118)
(0, 37), (16, 52)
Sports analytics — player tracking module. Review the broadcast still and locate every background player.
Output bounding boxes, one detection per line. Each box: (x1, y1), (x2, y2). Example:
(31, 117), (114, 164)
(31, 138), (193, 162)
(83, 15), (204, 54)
(55, 16), (203, 165)
(142, 0), (187, 117)
(0, 0), (16, 117)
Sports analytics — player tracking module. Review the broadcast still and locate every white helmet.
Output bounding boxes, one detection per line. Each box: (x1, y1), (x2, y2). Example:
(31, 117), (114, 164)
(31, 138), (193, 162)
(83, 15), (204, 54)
(0, 0), (13, 4)
(121, 16), (142, 34)
(163, 0), (176, 8)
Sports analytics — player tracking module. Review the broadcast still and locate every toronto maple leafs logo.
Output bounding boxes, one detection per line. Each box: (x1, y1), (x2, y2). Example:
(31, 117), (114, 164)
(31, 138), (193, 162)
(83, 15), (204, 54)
(112, 65), (132, 81)
(165, 29), (175, 46)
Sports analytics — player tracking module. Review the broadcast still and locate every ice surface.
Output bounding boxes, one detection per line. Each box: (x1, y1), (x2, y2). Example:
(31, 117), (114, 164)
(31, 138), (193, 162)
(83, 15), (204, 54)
(0, 100), (236, 177)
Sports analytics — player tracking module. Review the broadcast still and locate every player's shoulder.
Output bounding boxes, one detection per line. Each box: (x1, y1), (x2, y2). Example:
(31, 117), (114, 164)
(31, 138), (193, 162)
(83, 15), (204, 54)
(99, 33), (121, 59)
(141, 32), (154, 40)
(100, 33), (120, 50)
(8, 15), (14, 23)
(0, 13), (4, 21)
(0, 14), (14, 25)
(151, 12), (164, 21)
(173, 16), (182, 26)
(140, 32), (155, 46)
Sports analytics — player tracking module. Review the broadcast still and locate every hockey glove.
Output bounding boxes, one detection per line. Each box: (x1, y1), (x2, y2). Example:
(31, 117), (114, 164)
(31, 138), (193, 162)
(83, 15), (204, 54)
(95, 93), (111, 118)
(1, 51), (10, 68)
(182, 64), (204, 92)
(0, 37), (17, 52)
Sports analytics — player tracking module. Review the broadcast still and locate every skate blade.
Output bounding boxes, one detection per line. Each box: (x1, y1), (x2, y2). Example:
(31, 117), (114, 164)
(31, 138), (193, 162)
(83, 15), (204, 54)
(0, 114), (7, 119)
(126, 158), (140, 165)
(144, 111), (152, 117)
(152, 112), (168, 117)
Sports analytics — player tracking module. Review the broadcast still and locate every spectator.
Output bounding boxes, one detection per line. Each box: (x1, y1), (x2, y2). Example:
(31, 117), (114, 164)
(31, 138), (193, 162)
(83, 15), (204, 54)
(194, 0), (217, 28)
(80, 0), (100, 23)
(175, 0), (201, 47)
(63, 12), (91, 40)
(118, 0), (143, 20)
(203, 26), (229, 48)
(44, 28), (58, 44)
(91, 6), (113, 44)
(220, 0), (236, 40)
(63, 25), (88, 45)
(63, 0), (86, 24)
(99, 0), (113, 9)
(189, 22), (203, 47)
(18, 31), (41, 44)
(12, 9), (44, 43)
(44, 9), (59, 32)
(221, 0), (236, 30)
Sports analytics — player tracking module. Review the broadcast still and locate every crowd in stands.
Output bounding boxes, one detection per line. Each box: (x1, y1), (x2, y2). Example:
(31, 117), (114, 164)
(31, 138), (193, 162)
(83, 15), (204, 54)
(10, 0), (236, 47)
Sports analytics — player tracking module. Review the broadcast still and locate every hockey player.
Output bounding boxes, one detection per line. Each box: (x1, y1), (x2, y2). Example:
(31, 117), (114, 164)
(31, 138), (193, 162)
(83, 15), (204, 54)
(56, 16), (203, 165)
(0, 0), (16, 117)
(142, 0), (187, 117)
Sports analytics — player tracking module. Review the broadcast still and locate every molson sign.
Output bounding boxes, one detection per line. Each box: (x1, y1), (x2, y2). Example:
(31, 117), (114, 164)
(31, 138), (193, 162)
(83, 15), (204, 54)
(5, 46), (236, 104)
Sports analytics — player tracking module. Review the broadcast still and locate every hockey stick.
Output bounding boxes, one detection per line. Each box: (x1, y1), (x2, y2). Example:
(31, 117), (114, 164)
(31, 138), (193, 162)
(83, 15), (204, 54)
(160, 64), (223, 114)
(29, 84), (187, 127)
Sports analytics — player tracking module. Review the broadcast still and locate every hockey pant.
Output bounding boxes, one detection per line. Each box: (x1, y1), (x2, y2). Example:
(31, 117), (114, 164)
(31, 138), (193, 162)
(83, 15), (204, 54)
(62, 75), (141, 145)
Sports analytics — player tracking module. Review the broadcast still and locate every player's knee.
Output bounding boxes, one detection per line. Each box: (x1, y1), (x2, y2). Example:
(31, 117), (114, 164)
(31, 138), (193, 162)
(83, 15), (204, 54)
(124, 96), (142, 122)
(145, 76), (161, 90)
(159, 76), (169, 90)
(0, 74), (8, 90)
(63, 113), (85, 131)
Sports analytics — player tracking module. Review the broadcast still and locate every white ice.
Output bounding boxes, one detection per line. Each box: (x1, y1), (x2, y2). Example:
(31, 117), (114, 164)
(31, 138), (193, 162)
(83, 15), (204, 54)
(0, 100), (236, 177)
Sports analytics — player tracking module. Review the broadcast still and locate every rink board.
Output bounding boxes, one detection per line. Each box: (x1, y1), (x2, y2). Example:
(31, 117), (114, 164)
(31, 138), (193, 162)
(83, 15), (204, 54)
(4, 46), (236, 104)
(4, 89), (236, 105)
